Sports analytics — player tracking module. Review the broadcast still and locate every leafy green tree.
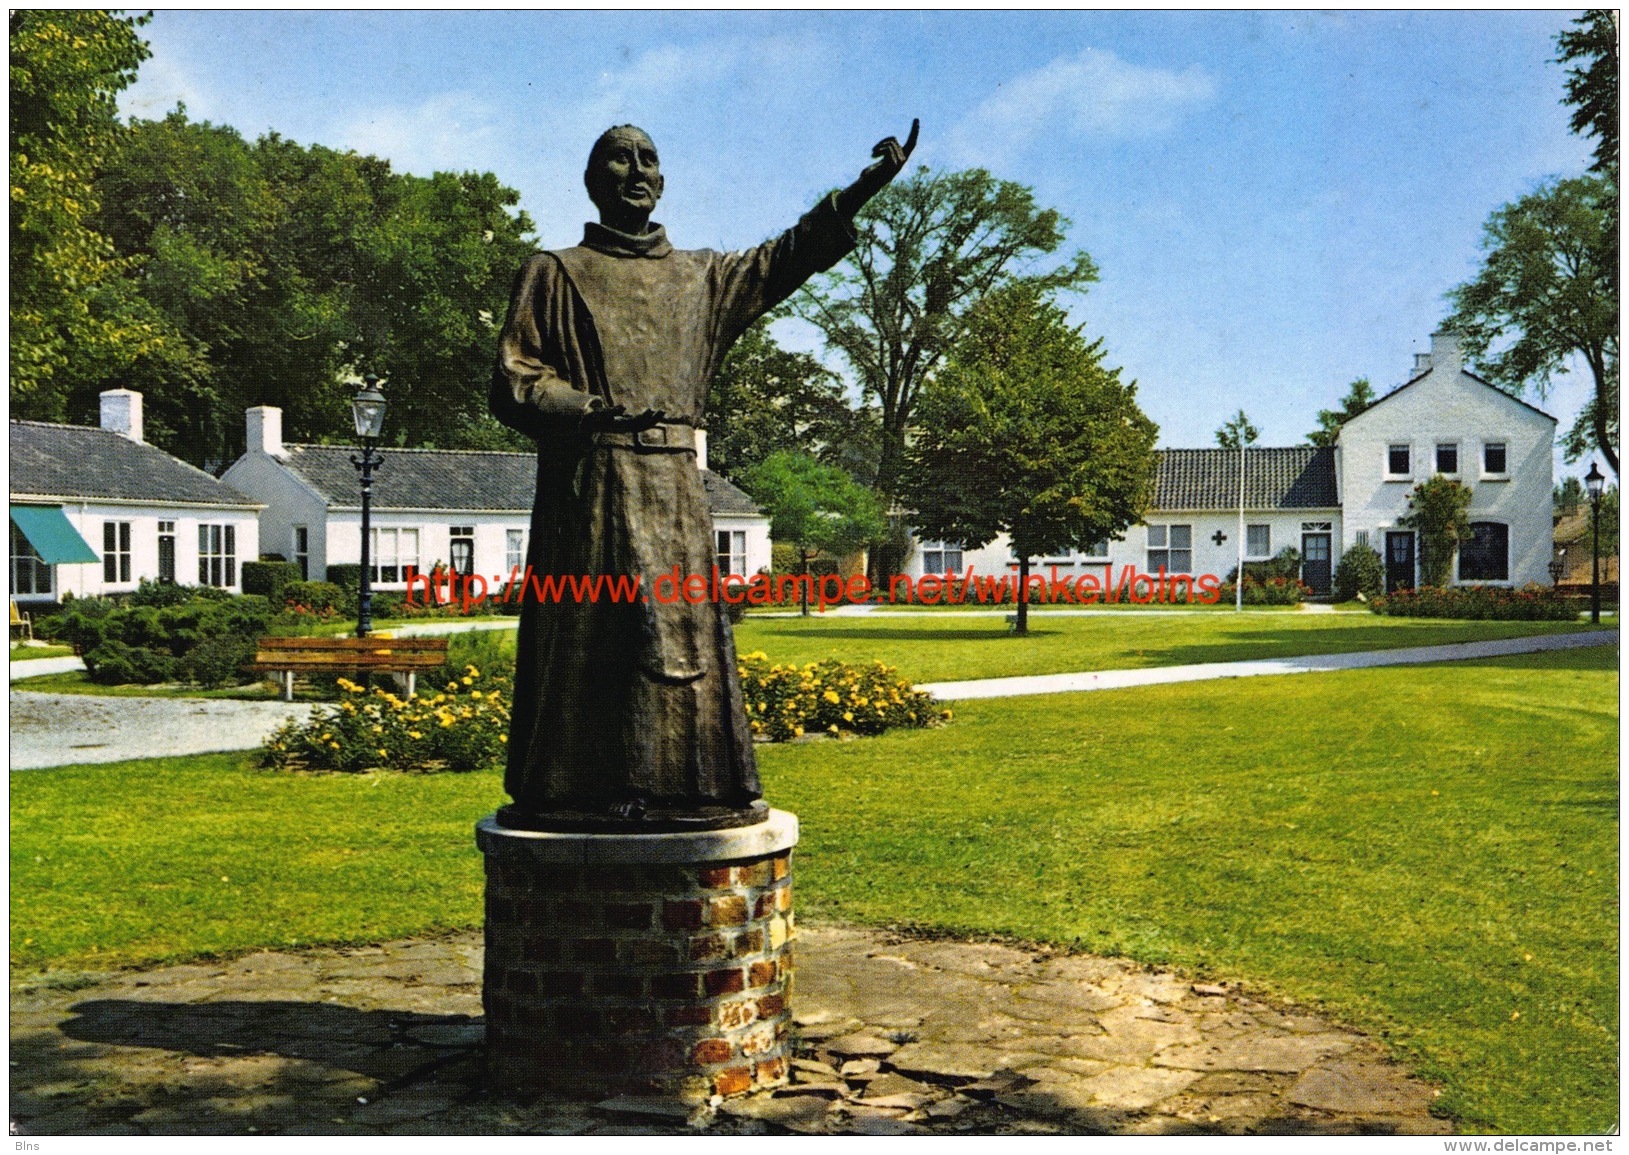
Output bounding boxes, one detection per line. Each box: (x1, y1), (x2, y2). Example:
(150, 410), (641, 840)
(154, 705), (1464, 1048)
(739, 451), (885, 615)
(9, 10), (188, 423)
(903, 285), (1158, 635)
(1214, 409), (1259, 450)
(705, 320), (869, 478)
(1400, 475), (1473, 588)
(1555, 475), (1586, 516)
(1307, 378), (1376, 447)
(793, 167), (1098, 576)
(1445, 175), (1618, 476)
(1556, 10), (1618, 180)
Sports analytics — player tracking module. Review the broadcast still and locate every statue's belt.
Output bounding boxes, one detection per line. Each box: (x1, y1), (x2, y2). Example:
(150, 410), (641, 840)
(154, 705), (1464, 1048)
(592, 422), (698, 454)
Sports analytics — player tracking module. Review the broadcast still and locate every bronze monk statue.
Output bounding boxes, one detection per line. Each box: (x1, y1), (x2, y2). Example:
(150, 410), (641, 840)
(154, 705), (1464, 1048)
(492, 120), (918, 830)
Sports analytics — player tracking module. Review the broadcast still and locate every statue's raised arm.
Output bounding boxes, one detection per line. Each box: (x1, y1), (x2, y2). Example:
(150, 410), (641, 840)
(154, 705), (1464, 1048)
(836, 118), (920, 219)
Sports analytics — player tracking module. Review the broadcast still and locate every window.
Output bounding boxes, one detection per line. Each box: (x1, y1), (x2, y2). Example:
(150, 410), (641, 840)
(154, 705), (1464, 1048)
(292, 526), (309, 580)
(1079, 539), (1111, 561)
(1355, 530), (1370, 549)
(449, 525), (475, 577)
(10, 521), (52, 597)
(1246, 524), (1271, 558)
(1483, 442), (1507, 476)
(1147, 524), (1192, 575)
(157, 520), (176, 583)
(198, 524), (236, 587)
(1459, 521), (1509, 581)
(715, 529), (747, 578)
(921, 540), (963, 574)
(103, 521), (131, 584)
(1436, 443), (1459, 474)
(369, 527), (419, 584)
(506, 529), (526, 572)
(1387, 444), (1411, 477)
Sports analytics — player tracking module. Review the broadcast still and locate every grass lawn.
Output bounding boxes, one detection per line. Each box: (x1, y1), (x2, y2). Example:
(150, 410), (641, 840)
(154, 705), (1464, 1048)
(736, 611), (1611, 684)
(11, 646), (1616, 1132)
(9, 643), (74, 661)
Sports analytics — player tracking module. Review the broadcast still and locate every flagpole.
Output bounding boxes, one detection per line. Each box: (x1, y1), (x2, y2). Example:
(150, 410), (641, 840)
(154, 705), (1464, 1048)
(1235, 440), (1245, 612)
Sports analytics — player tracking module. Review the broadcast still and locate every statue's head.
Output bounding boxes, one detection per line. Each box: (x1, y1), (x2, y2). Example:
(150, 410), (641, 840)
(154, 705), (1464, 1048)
(584, 125), (663, 231)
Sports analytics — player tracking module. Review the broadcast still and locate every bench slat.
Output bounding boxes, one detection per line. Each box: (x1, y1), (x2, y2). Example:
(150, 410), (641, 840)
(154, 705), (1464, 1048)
(248, 655), (449, 670)
(255, 636), (450, 651)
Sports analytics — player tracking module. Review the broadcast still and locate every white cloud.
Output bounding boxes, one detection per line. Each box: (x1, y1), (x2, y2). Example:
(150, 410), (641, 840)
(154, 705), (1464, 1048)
(333, 92), (503, 177)
(119, 50), (213, 122)
(950, 47), (1215, 165)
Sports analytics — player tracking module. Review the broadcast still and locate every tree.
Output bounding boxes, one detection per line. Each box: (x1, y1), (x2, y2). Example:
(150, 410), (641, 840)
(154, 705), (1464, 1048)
(1399, 475), (1473, 588)
(738, 451), (885, 615)
(1214, 409), (1259, 450)
(1307, 378), (1376, 447)
(792, 167), (1098, 577)
(9, 11), (188, 424)
(1444, 175), (1618, 476)
(902, 285), (1158, 635)
(705, 319), (870, 478)
(1556, 10), (1618, 179)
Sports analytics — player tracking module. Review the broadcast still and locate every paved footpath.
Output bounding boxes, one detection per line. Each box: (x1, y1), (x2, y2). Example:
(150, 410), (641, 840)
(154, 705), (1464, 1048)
(920, 628), (1618, 701)
(10, 925), (1448, 1136)
(9, 691), (315, 770)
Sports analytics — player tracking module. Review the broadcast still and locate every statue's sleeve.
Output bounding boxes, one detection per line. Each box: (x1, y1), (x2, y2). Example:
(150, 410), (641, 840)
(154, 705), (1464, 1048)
(491, 254), (601, 438)
(712, 192), (858, 344)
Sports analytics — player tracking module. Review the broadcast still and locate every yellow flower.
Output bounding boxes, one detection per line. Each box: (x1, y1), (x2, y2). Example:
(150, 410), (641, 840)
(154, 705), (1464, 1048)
(441, 718), (454, 728)
(498, 734), (508, 743)
(465, 665), (480, 677)
(470, 690), (482, 700)
(462, 676), (474, 686)
(792, 726), (804, 737)
(408, 731), (422, 740)
(822, 690), (840, 704)
(378, 748), (388, 757)
(329, 741), (340, 751)
(321, 733), (332, 741)
(843, 711), (853, 722)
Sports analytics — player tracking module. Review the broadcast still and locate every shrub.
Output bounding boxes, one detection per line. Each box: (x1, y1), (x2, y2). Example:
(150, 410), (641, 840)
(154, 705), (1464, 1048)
(47, 591), (273, 685)
(1401, 476), (1473, 588)
(83, 640), (179, 685)
(1369, 583), (1578, 620)
(1334, 543), (1385, 601)
(1216, 574), (1307, 606)
(737, 652), (949, 741)
(261, 665), (511, 773)
(182, 634), (261, 689)
(241, 561), (302, 604)
(127, 579), (226, 608)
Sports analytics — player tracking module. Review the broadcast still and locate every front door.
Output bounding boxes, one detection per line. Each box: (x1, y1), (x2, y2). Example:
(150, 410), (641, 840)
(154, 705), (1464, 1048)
(1385, 531), (1416, 593)
(1301, 533), (1332, 595)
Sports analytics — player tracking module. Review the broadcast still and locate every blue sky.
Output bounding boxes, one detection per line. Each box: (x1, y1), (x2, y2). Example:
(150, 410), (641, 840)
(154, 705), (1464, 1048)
(122, 10), (1598, 473)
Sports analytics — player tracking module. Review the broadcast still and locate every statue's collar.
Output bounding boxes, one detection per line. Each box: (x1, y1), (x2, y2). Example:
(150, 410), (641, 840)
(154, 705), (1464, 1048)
(581, 221), (673, 258)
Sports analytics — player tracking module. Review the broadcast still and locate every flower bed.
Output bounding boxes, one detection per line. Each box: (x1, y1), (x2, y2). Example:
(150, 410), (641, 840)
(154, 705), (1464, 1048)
(738, 652), (948, 741)
(261, 665), (511, 772)
(1369, 584), (1579, 621)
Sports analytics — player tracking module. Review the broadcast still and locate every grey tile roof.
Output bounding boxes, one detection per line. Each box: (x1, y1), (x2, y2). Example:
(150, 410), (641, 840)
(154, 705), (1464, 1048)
(10, 421), (260, 508)
(278, 443), (763, 518)
(1153, 447), (1338, 510)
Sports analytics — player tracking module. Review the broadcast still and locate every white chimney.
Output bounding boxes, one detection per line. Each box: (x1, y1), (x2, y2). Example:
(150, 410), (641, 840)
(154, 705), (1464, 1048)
(1413, 352), (1432, 377)
(99, 389), (143, 442)
(1430, 330), (1463, 376)
(695, 428), (709, 472)
(246, 406), (285, 456)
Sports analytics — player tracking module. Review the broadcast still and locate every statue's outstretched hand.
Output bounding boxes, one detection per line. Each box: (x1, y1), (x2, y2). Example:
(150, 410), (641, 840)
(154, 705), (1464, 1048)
(838, 119), (919, 217)
(582, 403), (669, 434)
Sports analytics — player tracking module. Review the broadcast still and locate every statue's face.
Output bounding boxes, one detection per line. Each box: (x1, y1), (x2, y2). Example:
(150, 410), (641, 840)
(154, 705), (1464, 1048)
(587, 127), (663, 222)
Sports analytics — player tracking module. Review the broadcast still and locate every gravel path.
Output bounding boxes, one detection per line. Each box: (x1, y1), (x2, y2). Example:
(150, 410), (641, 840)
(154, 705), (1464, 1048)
(9, 655), (86, 681)
(9, 692), (316, 770)
(10, 925), (1448, 1136)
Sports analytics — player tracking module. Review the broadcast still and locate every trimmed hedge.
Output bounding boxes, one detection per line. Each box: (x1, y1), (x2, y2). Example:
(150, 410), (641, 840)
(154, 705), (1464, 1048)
(241, 560), (302, 604)
(1369, 584), (1579, 621)
(1334, 543), (1385, 601)
(45, 589), (275, 687)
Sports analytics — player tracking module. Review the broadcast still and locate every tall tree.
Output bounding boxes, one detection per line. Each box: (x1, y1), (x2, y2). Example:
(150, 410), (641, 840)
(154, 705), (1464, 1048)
(792, 167), (1098, 574)
(1400, 475), (1473, 588)
(1444, 176), (1618, 475)
(704, 319), (870, 479)
(1307, 378), (1376, 447)
(738, 451), (885, 615)
(1556, 10), (1619, 180)
(9, 10), (188, 423)
(1214, 409), (1260, 450)
(903, 285), (1157, 635)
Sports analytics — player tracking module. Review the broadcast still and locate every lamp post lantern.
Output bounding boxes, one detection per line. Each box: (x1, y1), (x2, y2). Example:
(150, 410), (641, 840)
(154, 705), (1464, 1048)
(1549, 546), (1566, 586)
(1585, 462), (1604, 624)
(351, 374), (388, 638)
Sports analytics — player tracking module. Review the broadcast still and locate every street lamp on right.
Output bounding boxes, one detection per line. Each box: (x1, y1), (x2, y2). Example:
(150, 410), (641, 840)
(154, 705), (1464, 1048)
(1584, 462), (1604, 624)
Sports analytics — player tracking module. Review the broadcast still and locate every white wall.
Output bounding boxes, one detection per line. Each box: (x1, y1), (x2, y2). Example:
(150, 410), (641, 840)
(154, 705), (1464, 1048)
(26, 501), (260, 602)
(1338, 334), (1555, 587)
(324, 510), (533, 590)
(221, 450), (331, 578)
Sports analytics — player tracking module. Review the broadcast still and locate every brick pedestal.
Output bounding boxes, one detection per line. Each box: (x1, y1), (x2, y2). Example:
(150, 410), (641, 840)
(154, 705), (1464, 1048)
(476, 810), (798, 1102)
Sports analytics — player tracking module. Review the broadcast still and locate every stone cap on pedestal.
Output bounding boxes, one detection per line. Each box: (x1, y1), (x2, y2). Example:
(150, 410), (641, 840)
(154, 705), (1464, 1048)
(476, 809), (798, 865)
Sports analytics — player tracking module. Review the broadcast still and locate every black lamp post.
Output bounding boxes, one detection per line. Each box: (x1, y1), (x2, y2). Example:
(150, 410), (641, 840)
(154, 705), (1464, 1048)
(351, 374), (388, 637)
(1585, 462), (1604, 624)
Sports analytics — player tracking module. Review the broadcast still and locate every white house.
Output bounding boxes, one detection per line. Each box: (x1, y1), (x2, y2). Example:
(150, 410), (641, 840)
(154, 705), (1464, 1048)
(9, 390), (264, 604)
(904, 332), (1554, 596)
(221, 408), (773, 590)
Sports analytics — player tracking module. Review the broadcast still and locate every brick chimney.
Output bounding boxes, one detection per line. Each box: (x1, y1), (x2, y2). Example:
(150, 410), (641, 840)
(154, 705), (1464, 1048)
(246, 406), (285, 456)
(99, 389), (143, 442)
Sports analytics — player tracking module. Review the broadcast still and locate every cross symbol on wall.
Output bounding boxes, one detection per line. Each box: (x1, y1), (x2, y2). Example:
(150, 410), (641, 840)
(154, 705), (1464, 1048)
(1211, 530), (1228, 546)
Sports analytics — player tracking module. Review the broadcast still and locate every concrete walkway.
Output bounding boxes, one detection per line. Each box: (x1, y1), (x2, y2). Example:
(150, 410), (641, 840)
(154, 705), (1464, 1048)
(10, 654), (86, 681)
(10, 925), (1447, 1136)
(920, 628), (1617, 701)
(9, 691), (316, 770)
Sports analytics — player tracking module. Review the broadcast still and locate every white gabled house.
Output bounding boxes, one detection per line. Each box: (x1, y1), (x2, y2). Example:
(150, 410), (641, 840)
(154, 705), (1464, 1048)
(905, 332), (1555, 595)
(222, 409), (773, 590)
(9, 390), (263, 604)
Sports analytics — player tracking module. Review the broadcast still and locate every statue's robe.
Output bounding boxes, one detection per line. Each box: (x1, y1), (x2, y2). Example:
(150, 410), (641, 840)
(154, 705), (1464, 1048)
(491, 197), (856, 817)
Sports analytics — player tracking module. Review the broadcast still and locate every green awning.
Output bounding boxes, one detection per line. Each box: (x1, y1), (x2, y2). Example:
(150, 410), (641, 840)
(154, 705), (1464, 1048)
(10, 505), (99, 564)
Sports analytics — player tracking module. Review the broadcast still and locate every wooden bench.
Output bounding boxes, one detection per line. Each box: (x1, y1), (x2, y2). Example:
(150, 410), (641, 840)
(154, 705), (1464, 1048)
(248, 635), (450, 701)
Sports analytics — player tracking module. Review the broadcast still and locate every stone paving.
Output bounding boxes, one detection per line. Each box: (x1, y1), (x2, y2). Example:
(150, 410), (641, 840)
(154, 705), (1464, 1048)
(11, 925), (1450, 1136)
